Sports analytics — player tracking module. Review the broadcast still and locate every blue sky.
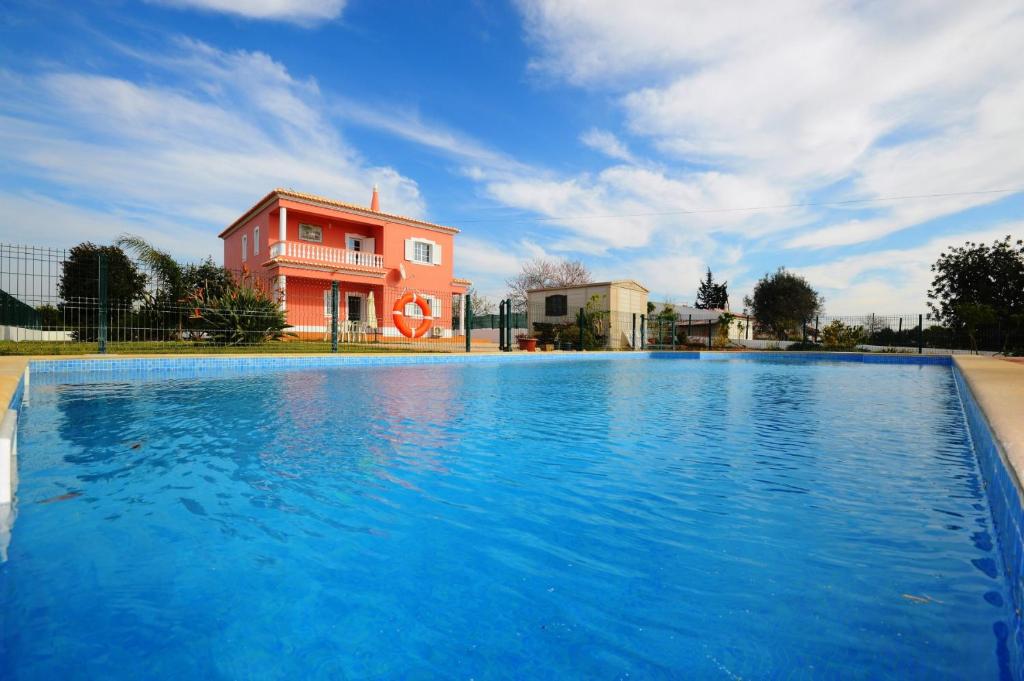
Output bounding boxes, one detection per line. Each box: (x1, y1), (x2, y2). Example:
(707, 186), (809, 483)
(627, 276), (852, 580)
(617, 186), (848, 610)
(1, 0), (1021, 312)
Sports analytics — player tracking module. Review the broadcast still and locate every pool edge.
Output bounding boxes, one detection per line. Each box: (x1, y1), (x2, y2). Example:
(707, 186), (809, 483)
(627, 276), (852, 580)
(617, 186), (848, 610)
(952, 356), (1024, 672)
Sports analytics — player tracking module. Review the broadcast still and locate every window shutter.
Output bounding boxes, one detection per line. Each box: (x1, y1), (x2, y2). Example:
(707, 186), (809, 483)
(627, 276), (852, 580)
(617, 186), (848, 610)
(405, 239), (414, 261)
(241, 235), (247, 261)
(432, 241), (442, 265)
(254, 227), (260, 255)
(429, 295), (440, 318)
(323, 290), (331, 317)
(365, 237), (375, 254)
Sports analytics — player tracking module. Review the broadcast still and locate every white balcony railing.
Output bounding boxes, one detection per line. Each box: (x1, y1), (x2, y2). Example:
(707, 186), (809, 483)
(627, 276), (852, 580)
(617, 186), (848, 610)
(269, 241), (384, 269)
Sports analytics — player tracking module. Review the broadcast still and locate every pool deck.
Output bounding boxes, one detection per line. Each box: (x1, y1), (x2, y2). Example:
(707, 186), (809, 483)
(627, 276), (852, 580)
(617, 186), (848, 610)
(1, 352), (1022, 503)
(954, 356), (1024, 488)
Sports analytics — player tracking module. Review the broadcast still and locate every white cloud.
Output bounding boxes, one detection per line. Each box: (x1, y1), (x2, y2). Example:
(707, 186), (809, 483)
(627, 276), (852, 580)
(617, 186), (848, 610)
(794, 223), (1023, 312)
(517, 0), (1024, 248)
(481, 164), (805, 255)
(0, 39), (424, 260)
(580, 128), (634, 162)
(150, 0), (346, 25)
(0, 191), (220, 258)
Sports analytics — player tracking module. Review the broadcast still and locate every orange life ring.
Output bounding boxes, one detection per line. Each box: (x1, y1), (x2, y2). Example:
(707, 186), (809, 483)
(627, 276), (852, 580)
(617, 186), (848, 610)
(392, 292), (433, 339)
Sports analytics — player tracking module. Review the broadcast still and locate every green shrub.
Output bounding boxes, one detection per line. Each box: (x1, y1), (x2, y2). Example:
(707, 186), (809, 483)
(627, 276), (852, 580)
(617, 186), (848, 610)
(188, 279), (292, 346)
(820, 320), (866, 349)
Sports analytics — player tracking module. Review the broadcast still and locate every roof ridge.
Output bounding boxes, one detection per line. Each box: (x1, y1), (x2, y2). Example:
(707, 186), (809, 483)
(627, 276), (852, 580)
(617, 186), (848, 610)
(274, 188), (458, 232)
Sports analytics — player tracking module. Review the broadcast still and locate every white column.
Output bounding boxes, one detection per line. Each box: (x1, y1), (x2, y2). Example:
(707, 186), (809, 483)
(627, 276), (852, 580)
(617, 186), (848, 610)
(275, 275), (287, 311)
(278, 206), (288, 243)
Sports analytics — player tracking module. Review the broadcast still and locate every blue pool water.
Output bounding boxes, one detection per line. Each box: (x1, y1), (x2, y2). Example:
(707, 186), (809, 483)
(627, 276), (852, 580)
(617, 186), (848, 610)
(0, 358), (1017, 679)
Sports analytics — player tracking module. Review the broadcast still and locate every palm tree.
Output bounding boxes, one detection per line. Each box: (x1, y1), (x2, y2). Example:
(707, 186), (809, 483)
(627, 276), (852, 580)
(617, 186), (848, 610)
(115, 234), (190, 339)
(115, 234), (184, 299)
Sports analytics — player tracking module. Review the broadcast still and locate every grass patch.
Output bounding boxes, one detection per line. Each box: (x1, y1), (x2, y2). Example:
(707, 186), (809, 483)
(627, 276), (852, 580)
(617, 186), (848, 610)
(0, 341), (450, 355)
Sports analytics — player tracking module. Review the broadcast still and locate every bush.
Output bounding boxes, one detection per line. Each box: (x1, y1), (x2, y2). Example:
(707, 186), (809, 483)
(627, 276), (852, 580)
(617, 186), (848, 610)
(820, 320), (866, 349)
(188, 278), (292, 346)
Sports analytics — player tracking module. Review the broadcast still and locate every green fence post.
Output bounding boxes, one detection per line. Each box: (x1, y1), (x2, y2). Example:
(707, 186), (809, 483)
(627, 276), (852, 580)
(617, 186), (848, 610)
(330, 281), (339, 353)
(688, 314), (692, 342)
(640, 314), (646, 351)
(498, 300), (506, 351)
(506, 299), (513, 351)
(707, 318), (712, 349)
(632, 313), (637, 350)
(465, 295), (472, 353)
(97, 251), (108, 354)
(671, 318), (676, 351)
(918, 314), (924, 354)
(577, 308), (585, 351)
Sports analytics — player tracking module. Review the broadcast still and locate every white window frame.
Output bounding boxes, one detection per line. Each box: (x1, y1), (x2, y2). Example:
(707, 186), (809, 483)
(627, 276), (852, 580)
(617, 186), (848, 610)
(253, 226), (260, 256)
(405, 294), (439, 319)
(299, 223), (323, 243)
(405, 237), (441, 265)
(413, 240), (432, 264)
(323, 289), (332, 318)
(241, 234), (248, 262)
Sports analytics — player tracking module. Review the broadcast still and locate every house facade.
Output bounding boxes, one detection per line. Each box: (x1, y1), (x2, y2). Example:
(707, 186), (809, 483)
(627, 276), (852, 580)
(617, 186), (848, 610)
(220, 188), (471, 339)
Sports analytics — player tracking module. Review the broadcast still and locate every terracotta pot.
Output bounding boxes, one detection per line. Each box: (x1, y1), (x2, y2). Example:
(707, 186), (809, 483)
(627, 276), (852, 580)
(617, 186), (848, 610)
(517, 338), (538, 352)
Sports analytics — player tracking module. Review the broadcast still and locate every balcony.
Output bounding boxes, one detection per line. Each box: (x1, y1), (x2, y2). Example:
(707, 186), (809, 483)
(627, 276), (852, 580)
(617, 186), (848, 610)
(269, 241), (385, 270)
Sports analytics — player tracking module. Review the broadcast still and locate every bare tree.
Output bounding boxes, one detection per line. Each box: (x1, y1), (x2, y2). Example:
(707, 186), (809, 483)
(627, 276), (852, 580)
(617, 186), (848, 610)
(467, 287), (496, 315)
(506, 257), (593, 308)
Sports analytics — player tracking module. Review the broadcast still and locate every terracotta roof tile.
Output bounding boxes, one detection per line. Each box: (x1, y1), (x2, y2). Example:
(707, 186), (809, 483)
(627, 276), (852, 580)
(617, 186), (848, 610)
(220, 188), (459, 238)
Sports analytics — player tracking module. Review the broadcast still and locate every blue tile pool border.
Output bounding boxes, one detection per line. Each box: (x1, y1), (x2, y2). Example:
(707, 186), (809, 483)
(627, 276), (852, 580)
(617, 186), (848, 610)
(952, 363), (1024, 670)
(26, 350), (950, 376)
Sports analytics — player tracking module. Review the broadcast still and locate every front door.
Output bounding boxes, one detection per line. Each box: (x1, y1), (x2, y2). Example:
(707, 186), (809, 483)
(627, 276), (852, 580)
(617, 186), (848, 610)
(347, 294), (363, 322)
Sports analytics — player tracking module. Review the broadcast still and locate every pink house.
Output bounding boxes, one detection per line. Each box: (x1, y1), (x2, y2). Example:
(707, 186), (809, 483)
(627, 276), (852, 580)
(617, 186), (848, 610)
(220, 187), (471, 340)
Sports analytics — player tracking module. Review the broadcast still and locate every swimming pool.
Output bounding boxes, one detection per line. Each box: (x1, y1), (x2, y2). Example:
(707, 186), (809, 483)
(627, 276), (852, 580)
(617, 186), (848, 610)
(1, 356), (1019, 679)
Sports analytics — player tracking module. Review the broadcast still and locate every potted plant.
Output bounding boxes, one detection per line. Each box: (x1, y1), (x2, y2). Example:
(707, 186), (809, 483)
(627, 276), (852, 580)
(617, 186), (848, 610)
(516, 333), (538, 352)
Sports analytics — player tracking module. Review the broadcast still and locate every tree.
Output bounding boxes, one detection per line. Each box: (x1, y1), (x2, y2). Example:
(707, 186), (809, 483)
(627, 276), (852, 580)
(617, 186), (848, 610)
(928, 236), (1024, 352)
(117, 235), (236, 340)
(467, 287), (496, 315)
(506, 257), (592, 308)
(183, 257), (235, 301)
(744, 267), (823, 340)
(116, 234), (183, 298)
(58, 242), (147, 341)
(695, 268), (729, 310)
(59, 242), (147, 304)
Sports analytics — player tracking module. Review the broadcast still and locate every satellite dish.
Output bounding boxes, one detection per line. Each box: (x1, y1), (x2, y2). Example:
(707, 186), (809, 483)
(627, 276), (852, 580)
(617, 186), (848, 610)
(398, 263), (407, 281)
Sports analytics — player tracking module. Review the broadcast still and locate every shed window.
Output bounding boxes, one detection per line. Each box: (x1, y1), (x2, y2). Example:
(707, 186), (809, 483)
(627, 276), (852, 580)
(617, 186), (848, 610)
(545, 294), (567, 316)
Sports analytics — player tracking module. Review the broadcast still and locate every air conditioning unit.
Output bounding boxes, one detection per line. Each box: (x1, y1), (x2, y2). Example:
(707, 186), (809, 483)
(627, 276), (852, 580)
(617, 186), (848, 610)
(431, 326), (444, 338)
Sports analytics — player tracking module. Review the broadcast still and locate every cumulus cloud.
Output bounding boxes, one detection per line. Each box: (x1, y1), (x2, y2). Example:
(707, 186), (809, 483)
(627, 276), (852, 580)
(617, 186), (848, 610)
(516, 0), (1024, 248)
(0, 38), (424, 260)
